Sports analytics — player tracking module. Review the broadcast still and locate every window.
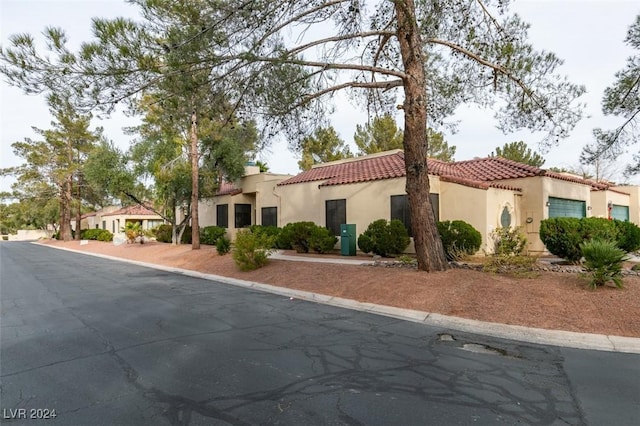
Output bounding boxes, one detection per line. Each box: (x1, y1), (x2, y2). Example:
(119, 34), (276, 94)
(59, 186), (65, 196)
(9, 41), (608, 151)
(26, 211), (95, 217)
(326, 199), (346, 236)
(147, 219), (163, 230)
(500, 206), (512, 228)
(102, 220), (106, 230)
(216, 204), (228, 228)
(112, 220), (115, 233)
(391, 195), (412, 236)
(261, 207), (277, 227)
(390, 194), (439, 237)
(235, 204), (252, 228)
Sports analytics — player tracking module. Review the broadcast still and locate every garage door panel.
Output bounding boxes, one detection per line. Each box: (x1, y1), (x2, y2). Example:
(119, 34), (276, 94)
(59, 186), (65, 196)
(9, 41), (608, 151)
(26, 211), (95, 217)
(611, 205), (629, 221)
(548, 197), (586, 218)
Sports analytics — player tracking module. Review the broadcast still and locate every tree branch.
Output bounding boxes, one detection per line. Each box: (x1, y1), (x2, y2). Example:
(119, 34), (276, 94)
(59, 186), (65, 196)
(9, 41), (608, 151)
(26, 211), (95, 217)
(425, 37), (551, 117)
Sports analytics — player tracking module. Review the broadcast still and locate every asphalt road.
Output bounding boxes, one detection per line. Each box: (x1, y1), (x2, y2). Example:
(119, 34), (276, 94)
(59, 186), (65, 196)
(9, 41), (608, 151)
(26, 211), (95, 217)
(1, 242), (638, 425)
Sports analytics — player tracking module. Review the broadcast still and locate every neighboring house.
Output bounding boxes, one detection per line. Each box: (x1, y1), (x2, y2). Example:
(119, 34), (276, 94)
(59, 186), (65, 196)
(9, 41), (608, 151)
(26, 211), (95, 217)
(195, 164), (294, 241)
(101, 204), (165, 237)
(194, 150), (637, 255)
(77, 206), (120, 231)
(74, 204), (165, 238)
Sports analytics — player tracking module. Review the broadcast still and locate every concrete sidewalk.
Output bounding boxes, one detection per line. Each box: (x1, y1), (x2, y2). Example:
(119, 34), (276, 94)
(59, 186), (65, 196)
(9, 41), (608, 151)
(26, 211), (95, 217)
(38, 243), (640, 354)
(268, 250), (376, 265)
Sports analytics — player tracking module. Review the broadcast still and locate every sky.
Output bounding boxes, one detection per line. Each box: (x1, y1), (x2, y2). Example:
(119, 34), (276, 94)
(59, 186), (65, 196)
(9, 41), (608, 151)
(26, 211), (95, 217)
(2, 0), (640, 196)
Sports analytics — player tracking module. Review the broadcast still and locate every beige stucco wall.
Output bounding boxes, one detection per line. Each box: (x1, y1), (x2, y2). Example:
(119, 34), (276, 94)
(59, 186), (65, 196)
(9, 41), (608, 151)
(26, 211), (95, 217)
(590, 190), (630, 219)
(275, 176), (441, 253)
(498, 176), (594, 253)
(196, 173), (292, 241)
(7, 229), (51, 241)
(440, 182), (520, 254)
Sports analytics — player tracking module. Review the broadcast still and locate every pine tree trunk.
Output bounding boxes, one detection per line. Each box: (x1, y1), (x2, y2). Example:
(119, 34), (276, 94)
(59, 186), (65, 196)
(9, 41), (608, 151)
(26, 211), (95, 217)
(190, 110), (200, 249)
(395, 0), (448, 272)
(60, 176), (73, 241)
(74, 176), (81, 240)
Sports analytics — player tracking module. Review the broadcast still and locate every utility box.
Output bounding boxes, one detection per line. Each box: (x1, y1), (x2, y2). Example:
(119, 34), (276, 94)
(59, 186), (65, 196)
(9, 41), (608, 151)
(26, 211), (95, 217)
(340, 224), (356, 256)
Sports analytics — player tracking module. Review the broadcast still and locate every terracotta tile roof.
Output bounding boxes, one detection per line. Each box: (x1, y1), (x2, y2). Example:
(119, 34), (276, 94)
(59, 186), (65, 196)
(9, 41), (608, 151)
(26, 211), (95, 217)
(81, 212), (97, 219)
(216, 182), (243, 196)
(439, 175), (522, 192)
(279, 151), (406, 186)
(102, 204), (159, 217)
(278, 150), (617, 193)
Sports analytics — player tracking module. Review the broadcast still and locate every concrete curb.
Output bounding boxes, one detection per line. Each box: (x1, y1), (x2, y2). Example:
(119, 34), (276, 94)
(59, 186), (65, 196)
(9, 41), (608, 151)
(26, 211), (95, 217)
(36, 242), (640, 354)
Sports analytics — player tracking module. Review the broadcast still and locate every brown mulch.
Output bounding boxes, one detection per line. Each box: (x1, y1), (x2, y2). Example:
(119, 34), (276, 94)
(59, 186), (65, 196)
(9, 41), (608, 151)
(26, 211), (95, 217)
(39, 240), (640, 338)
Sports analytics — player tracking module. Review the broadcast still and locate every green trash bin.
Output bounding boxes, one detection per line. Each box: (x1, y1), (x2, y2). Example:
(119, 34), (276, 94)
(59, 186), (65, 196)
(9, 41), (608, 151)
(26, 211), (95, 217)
(340, 224), (356, 256)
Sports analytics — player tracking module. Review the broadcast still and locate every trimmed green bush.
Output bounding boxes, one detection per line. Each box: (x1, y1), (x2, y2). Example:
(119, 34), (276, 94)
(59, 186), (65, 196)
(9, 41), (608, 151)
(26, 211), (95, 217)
(278, 221), (315, 252)
(539, 218), (583, 262)
(153, 224), (191, 244)
(357, 219), (410, 257)
(216, 236), (231, 255)
(200, 226), (227, 245)
(80, 228), (113, 242)
(309, 226), (338, 254)
(276, 222), (335, 253)
(232, 229), (274, 271)
(153, 224), (173, 243)
(580, 239), (627, 289)
(613, 220), (640, 253)
(250, 225), (282, 248)
(539, 217), (632, 262)
(437, 220), (482, 260)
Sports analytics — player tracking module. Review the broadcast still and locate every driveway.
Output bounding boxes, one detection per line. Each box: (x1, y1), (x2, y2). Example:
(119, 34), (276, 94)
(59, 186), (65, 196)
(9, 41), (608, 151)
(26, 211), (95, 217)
(1, 242), (638, 425)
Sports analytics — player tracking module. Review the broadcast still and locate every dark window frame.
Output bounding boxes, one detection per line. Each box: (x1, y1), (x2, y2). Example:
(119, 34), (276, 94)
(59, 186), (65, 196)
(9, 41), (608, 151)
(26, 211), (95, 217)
(390, 193), (439, 237)
(234, 203), (252, 229)
(216, 204), (229, 228)
(261, 207), (278, 227)
(325, 199), (346, 236)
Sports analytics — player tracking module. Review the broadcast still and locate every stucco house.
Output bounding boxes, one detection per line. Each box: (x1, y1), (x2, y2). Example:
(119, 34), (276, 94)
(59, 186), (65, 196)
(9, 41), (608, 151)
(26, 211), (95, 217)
(77, 204), (165, 238)
(194, 150), (636, 255)
(195, 164), (294, 240)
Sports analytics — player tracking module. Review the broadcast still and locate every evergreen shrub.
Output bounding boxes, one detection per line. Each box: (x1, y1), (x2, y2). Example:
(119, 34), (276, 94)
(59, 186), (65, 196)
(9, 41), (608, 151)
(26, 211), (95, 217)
(357, 219), (410, 257)
(437, 220), (482, 260)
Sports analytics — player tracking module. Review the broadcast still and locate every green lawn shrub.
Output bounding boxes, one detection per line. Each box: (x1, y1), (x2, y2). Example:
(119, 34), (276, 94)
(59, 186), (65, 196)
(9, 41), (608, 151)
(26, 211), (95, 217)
(437, 220), (482, 260)
(80, 229), (113, 242)
(200, 226), (227, 245)
(540, 217), (632, 262)
(153, 224), (173, 243)
(250, 225), (282, 248)
(309, 226), (338, 254)
(613, 220), (640, 253)
(232, 229), (274, 271)
(215, 236), (231, 255)
(357, 219), (410, 257)
(153, 224), (191, 244)
(276, 222), (336, 253)
(580, 239), (627, 289)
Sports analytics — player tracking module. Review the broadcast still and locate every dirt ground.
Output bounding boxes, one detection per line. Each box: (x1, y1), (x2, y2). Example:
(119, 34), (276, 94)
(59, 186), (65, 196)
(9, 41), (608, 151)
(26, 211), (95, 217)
(38, 239), (640, 338)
